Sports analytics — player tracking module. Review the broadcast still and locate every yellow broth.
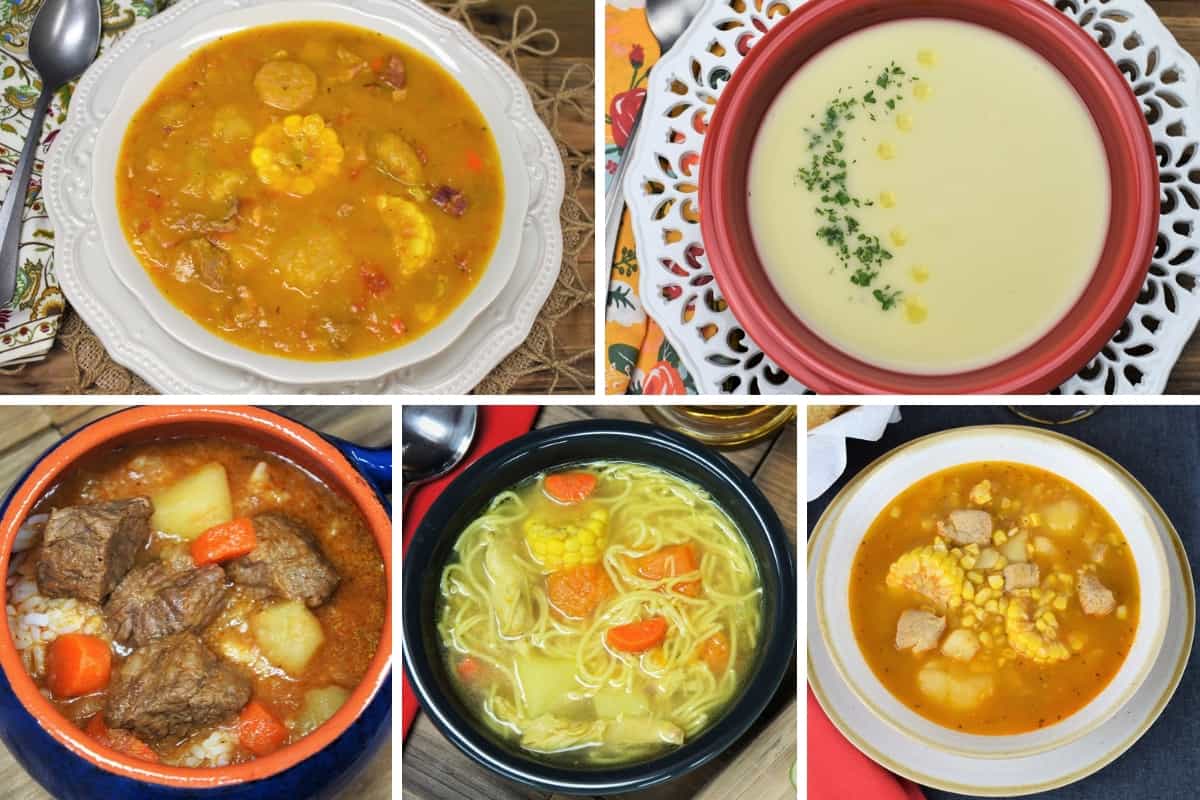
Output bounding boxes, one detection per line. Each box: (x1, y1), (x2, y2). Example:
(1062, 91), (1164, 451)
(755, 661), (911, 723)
(116, 22), (503, 361)
(849, 462), (1138, 734)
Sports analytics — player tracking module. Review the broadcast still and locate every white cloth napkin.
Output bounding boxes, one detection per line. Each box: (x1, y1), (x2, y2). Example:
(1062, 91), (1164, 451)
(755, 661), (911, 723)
(807, 406), (901, 502)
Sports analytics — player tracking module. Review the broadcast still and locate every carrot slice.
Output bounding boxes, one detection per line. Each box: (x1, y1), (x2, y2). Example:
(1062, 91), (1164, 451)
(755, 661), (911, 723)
(456, 657), (483, 682)
(465, 150), (484, 172)
(544, 471), (598, 504)
(630, 544), (702, 597)
(697, 631), (730, 673)
(191, 517), (257, 566)
(46, 634), (111, 699)
(607, 617), (669, 653)
(369, 55), (386, 72)
(86, 714), (158, 762)
(547, 563), (614, 619)
(238, 700), (289, 757)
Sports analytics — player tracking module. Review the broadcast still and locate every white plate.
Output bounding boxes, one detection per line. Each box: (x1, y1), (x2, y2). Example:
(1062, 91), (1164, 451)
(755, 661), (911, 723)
(808, 426), (1194, 795)
(44, 0), (563, 393)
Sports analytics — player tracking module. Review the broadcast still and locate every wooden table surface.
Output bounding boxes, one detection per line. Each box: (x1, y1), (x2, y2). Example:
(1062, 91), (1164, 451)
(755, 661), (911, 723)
(0, 0), (594, 396)
(402, 405), (797, 800)
(0, 405), (391, 800)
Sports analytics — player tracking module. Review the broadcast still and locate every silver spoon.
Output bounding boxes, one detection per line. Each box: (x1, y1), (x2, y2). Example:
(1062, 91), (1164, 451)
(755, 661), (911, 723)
(401, 406), (478, 502)
(603, 0), (706, 271)
(0, 0), (101, 307)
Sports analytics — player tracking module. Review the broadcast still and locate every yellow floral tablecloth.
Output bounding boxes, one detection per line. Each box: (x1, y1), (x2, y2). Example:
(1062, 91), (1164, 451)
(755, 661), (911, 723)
(605, 1), (698, 395)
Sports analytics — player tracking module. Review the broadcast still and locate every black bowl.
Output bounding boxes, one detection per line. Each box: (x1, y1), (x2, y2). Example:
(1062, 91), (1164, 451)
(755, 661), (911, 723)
(401, 420), (797, 794)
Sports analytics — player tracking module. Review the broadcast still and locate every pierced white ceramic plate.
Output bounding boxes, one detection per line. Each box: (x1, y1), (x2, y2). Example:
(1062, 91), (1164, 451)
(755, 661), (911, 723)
(44, 0), (563, 393)
(808, 426), (1194, 795)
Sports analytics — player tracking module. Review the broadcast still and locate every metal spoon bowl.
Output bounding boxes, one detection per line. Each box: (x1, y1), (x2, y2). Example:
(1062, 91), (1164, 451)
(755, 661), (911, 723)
(402, 406), (478, 498)
(0, 0), (101, 307)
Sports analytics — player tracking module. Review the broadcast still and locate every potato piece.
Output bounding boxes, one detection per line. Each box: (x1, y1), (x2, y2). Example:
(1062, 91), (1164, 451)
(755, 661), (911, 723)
(251, 600), (326, 675)
(1042, 500), (1083, 533)
(293, 685), (351, 736)
(151, 463), (233, 540)
(975, 547), (1001, 571)
(594, 687), (650, 720)
(371, 132), (424, 185)
(917, 660), (993, 710)
(1033, 536), (1057, 558)
(376, 195), (435, 276)
(941, 629), (980, 662)
(276, 229), (351, 292)
(212, 106), (254, 143)
(1001, 531), (1029, 563)
(254, 60), (318, 111)
(515, 656), (580, 718)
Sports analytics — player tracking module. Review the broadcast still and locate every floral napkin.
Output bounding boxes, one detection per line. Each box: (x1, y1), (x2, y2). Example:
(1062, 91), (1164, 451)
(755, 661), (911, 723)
(604, 0), (699, 395)
(0, 0), (167, 368)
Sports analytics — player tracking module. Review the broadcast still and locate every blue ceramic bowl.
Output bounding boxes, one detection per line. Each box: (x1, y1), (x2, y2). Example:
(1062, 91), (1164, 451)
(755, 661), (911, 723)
(0, 406), (391, 799)
(402, 419), (797, 795)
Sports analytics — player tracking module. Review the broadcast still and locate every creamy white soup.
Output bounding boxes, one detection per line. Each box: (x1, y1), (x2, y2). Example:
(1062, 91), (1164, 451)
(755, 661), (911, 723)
(747, 19), (1111, 374)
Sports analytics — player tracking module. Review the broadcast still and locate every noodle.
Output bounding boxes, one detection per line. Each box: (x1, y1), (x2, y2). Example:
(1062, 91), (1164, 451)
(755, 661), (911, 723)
(436, 462), (763, 765)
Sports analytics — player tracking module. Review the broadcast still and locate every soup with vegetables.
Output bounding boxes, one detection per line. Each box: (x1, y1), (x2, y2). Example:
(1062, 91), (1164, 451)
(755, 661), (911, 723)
(850, 462), (1138, 735)
(116, 22), (504, 361)
(9, 438), (386, 766)
(748, 20), (1109, 374)
(437, 463), (762, 765)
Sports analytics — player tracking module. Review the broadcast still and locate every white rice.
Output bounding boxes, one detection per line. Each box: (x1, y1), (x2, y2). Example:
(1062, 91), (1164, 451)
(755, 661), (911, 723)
(5, 549), (238, 768)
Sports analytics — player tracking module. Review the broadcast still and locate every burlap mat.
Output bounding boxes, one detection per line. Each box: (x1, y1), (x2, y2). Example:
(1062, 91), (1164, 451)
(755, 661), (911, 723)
(24, 0), (594, 395)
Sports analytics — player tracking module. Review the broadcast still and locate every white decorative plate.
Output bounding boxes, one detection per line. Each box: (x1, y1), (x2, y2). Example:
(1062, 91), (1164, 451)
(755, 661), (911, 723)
(44, 0), (563, 394)
(808, 427), (1195, 795)
(624, 0), (1200, 395)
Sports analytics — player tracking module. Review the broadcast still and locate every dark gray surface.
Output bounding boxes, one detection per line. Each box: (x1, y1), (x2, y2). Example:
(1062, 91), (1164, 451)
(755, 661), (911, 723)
(807, 405), (1199, 800)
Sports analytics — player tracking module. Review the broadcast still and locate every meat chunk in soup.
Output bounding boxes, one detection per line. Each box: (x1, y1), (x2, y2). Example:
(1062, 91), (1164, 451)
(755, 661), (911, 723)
(1003, 563), (1040, 592)
(936, 509), (993, 546)
(225, 513), (339, 607)
(104, 562), (229, 648)
(38, 498), (154, 603)
(895, 608), (945, 654)
(105, 633), (250, 742)
(1077, 571), (1116, 616)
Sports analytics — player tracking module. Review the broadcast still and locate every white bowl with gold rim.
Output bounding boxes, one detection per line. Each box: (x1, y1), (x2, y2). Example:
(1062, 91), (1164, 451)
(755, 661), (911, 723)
(812, 426), (1170, 765)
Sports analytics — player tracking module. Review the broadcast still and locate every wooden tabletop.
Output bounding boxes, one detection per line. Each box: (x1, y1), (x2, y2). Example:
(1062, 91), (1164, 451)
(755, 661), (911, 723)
(0, 0), (594, 396)
(0, 405), (391, 800)
(402, 406), (797, 800)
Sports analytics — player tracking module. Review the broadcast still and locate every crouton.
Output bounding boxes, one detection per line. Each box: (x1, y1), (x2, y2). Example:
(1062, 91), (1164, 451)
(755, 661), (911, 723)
(936, 509), (993, 545)
(1004, 562), (1040, 592)
(941, 629), (980, 662)
(1077, 571), (1115, 616)
(896, 609), (945, 654)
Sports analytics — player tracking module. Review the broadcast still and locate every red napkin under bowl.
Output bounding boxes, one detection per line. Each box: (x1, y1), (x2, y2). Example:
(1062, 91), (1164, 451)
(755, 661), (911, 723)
(401, 405), (540, 741)
(808, 688), (925, 800)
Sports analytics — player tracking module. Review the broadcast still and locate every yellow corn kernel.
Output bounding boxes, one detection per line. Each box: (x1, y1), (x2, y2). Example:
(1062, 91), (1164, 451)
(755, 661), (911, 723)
(974, 588), (992, 606)
(890, 227), (909, 247)
(948, 596), (963, 609)
(1068, 632), (1086, 652)
(979, 631), (992, 647)
(995, 556), (1008, 570)
(896, 112), (914, 132)
(1117, 605), (1128, 620)
(1000, 498), (1012, 510)
(1053, 596), (1068, 611)
(960, 555), (977, 570)
(1031, 588), (1042, 601)
(911, 265), (929, 283)
(962, 582), (975, 601)
(878, 142), (897, 160)
(917, 49), (938, 67)
(993, 530), (1008, 546)
(987, 575), (1004, 590)
(962, 614), (978, 628)
(880, 190), (897, 208)
(890, 506), (902, 519)
(984, 600), (999, 614)
(914, 82), (934, 100)
(967, 571), (983, 585)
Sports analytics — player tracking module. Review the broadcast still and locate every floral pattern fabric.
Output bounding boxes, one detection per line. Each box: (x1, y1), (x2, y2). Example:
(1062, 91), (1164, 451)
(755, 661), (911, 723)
(604, 0), (696, 395)
(0, 0), (166, 367)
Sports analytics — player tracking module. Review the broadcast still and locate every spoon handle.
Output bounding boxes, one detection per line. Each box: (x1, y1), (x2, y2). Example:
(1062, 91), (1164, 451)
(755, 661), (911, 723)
(603, 106), (646, 271)
(0, 87), (54, 308)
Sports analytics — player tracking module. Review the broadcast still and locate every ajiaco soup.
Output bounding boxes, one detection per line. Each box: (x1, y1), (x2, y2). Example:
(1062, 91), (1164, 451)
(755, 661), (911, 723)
(749, 19), (1109, 374)
(850, 462), (1138, 735)
(116, 22), (504, 361)
(8, 437), (386, 766)
(437, 463), (763, 765)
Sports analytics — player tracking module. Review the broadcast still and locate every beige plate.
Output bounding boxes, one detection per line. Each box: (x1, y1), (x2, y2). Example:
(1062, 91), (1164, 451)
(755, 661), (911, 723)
(807, 426), (1195, 796)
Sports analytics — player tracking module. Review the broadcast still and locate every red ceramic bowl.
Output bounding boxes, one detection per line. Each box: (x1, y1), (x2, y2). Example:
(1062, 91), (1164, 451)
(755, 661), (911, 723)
(700, 0), (1158, 394)
(0, 406), (391, 792)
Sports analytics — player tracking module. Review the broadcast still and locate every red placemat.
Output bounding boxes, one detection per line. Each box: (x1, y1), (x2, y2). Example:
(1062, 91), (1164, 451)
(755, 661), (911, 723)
(808, 688), (925, 800)
(401, 405), (540, 741)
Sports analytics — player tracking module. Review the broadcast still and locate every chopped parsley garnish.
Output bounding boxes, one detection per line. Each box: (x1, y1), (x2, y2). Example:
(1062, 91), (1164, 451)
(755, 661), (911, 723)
(794, 63), (915, 310)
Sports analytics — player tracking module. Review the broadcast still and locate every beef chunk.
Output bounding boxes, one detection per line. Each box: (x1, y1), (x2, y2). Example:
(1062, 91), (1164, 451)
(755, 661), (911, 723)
(1004, 562), (1040, 592)
(38, 498), (153, 603)
(1077, 571), (1116, 616)
(104, 562), (229, 648)
(895, 609), (945, 653)
(105, 633), (250, 742)
(936, 509), (993, 546)
(225, 513), (339, 607)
